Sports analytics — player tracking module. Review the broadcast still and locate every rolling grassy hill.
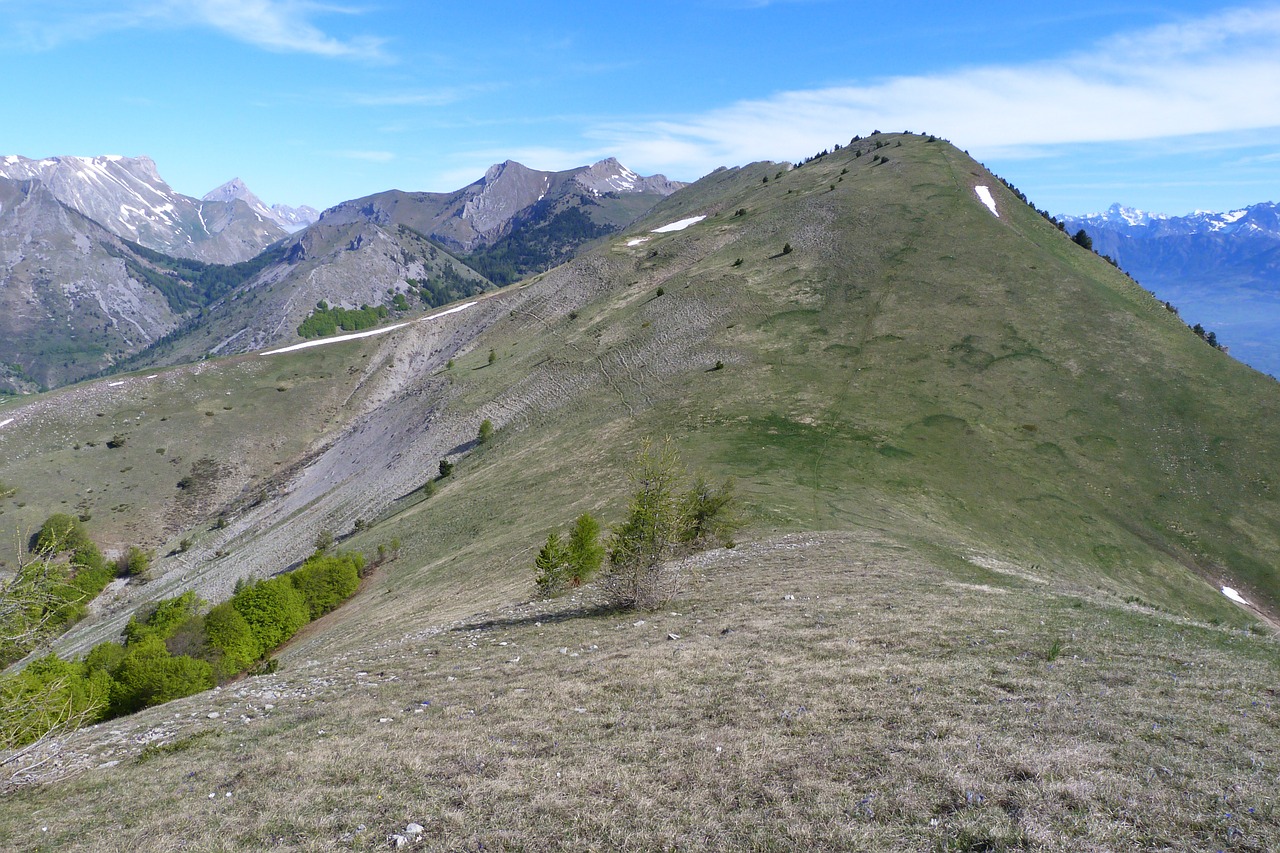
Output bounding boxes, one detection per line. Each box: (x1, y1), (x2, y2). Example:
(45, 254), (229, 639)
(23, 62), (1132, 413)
(1, 133), (1277, 849)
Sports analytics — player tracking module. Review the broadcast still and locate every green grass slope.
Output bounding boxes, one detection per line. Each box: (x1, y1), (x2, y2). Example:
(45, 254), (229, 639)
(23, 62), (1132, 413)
(354, 132), (1280, 627)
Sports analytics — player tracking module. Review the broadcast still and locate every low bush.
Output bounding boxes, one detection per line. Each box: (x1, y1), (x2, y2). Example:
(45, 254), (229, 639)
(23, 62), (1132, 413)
(34, 513), (91, 553)
(0, 654), (111, 747)
(603, 441), (738, 610)
(1, 544), (366, 747)
(202, 602), (261, 679)
(289, 551), (362, 619)
(124, 591), (203, 645)
(109, 637), (215, 717)
(232, 576), (310, 651)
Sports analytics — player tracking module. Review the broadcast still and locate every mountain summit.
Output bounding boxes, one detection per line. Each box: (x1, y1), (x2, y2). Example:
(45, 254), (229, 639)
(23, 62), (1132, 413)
(336, 156), (686, 254)
(202, 178), (318, 233)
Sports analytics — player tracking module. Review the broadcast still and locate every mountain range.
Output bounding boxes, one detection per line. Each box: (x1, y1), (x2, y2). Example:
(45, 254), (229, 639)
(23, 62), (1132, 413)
(0, 155), (682, 391)
(0, 135), (1277, 849)
(1062, 201), (1280, 376)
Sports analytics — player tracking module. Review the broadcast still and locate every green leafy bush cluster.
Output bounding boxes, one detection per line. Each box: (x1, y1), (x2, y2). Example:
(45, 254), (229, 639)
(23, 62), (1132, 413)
(297, 302), (390, 338)
(0, 550), (366, 747)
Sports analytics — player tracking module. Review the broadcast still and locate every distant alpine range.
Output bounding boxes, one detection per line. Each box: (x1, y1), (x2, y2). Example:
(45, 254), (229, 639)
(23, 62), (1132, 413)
(1062, 202), (1280, 376)
(0, 153), (682, 391)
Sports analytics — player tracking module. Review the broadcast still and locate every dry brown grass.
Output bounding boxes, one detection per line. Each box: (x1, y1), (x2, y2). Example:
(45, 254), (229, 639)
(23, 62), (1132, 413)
(1, 531), (1275, 851)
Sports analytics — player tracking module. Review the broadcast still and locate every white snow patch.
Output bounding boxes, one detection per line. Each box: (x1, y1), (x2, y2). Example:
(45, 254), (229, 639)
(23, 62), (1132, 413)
(260, 301), (478, 356)
(0, 418), (13, 429)
(626, 237), (650, 247)
(3, 156), (17, 165)
(651, 215), (705, 233)
(108, 381), (126, 387)
(261, 323), (413, 356)
(423, 300), (478, 321)
(1222, 586), (1249, 605)
(975, 186), (999, 217)
(146, 374), (158, 379)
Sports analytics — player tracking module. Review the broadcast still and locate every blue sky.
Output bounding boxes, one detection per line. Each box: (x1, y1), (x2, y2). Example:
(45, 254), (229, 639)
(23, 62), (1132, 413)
(1, 1), (1277, 216)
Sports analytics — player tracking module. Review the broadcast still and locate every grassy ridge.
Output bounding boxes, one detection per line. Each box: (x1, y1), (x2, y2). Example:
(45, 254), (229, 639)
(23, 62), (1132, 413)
(361, 133), (1279, 625)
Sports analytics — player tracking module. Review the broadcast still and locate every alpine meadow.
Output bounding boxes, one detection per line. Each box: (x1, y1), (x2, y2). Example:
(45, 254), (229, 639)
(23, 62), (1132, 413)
(1, 133), (1277, 852)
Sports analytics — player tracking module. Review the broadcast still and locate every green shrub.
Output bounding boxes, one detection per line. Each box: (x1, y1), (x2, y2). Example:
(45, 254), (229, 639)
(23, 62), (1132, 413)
(231, 577), (310, 651)
(478, 419), (495, 445)
(289, 552), (362, 619)
(118, 545), (153, 577)
(44, 562), (115, 630)
(681, 476), (739, 548)
(534, 532), (571, 597)
(34, 513), (91, 553)
(124, 591), (203, 645)
(603, 441), (738, 610)
(84, 641), (127, 675)
(202, 602), (261, 679)
(0, 654), (110, 747)
(71, 542), (107, 574)
(109, 637), (214, 717)
(566, 513), (604, 587)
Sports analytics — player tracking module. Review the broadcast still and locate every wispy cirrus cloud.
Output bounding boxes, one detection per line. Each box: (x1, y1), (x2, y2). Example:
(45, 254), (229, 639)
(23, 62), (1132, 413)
(577, 5), (1280, 177)
(4, 0), (387, 61)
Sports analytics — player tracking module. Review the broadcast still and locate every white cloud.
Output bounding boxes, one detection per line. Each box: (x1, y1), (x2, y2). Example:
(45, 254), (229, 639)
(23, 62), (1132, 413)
(5, 0), (387, 60)
(581, 5), (1280, 178)
(181, 1), (387, 60)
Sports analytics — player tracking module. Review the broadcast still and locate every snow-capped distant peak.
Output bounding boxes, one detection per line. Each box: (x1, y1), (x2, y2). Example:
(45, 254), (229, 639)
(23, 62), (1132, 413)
(1086, 203), (1165, 227)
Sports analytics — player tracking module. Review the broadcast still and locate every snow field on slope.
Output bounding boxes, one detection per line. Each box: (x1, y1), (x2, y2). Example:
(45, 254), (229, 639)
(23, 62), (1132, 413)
(974, 186), (999, 218)
(259, 301), (478, 356)
(651, 215), (706, 233)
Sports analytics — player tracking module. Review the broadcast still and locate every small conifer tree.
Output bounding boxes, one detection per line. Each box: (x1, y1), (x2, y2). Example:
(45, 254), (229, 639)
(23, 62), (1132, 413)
(534, 532), (571, 597)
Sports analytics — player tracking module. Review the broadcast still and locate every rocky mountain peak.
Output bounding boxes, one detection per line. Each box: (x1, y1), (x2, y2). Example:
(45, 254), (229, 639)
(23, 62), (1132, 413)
(573, 158), (685, 196)
(203, 178), (256, 204)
